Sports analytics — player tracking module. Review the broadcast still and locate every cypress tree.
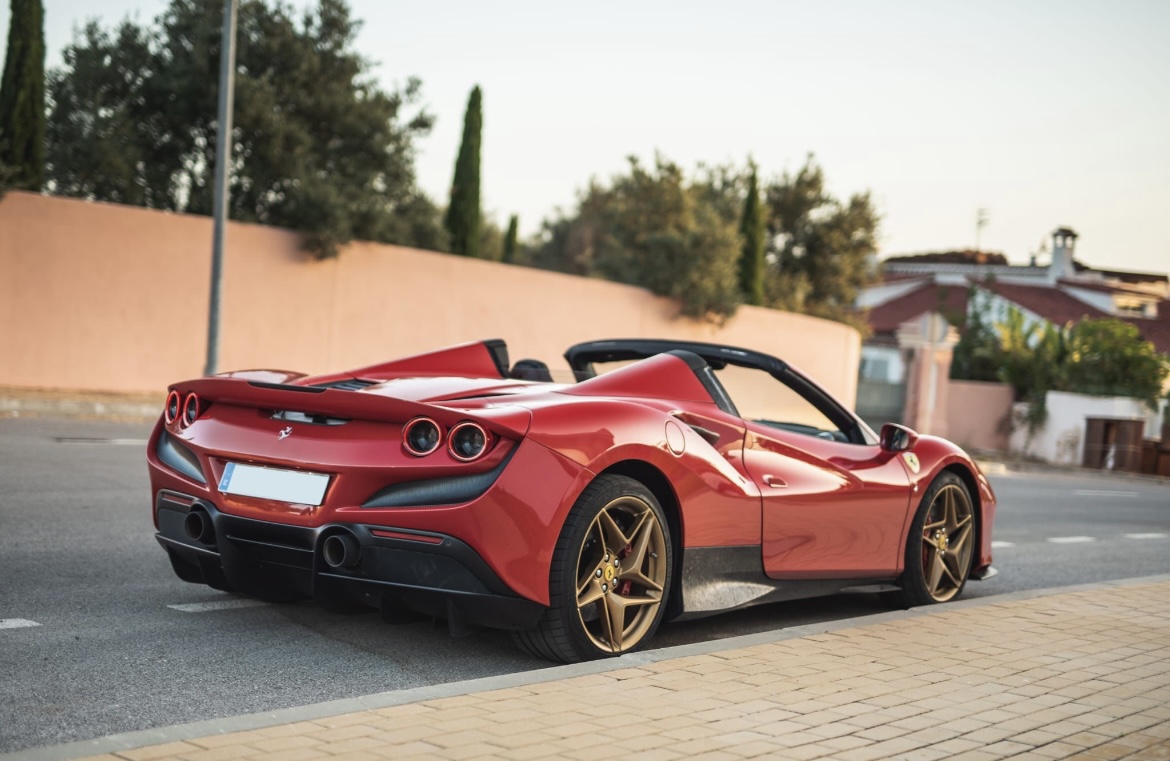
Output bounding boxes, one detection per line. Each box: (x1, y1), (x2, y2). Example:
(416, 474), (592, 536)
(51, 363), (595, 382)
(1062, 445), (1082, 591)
(738, 164), (765, 306)
(0, 0), (45, 191)
(444, 85), (482, 257)
(502, 214), (518, 263)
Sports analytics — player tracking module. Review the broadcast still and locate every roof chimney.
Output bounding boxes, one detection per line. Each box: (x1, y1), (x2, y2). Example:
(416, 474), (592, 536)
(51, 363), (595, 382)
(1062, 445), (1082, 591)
(1049, 227), (1078, 282)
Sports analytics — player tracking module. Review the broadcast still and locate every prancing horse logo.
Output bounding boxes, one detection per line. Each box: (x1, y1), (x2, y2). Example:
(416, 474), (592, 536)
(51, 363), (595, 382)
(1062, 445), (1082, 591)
(278, 426), (292, 440)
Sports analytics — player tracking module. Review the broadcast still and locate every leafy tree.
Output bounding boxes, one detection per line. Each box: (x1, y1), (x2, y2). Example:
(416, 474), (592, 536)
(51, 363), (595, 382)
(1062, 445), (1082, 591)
(997, 307), (1067, 399)
(538, 155), (739, 318)
(989, 311), (1169, 432)
(502, 213), (518, 263)
(949, 286), (1003, 382)
(529, 155), (741, 320)
(44, 0), (441, 257)
(444, 85), (482, 257)
(738, 163), (765, 306)
(1062, 319), (1168, 405)
(44, 21), (156, 206)
(528, 154), (876, 324)
(764, 155), (878, 327)
(0, 0), (45, 190)
(993, 307), (1067, 432)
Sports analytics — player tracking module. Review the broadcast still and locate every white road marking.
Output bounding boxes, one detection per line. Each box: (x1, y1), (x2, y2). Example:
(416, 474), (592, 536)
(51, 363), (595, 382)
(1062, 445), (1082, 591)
(1072, 490), (1138, 497)
(167, 599), (269, 613)
(1047, 536), (1097, 544)
(0, 619), (41, 630)
(991, 541), (1015, 548)
(1125, 533), (1167, 540)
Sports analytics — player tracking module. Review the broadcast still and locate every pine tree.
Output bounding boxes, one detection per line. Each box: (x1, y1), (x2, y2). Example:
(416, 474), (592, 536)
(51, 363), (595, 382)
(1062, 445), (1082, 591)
(738, 164), (765, 306)
(444, 85), (482, 257)
(0, 0), (46, 191)
(502, 214), (518, 263)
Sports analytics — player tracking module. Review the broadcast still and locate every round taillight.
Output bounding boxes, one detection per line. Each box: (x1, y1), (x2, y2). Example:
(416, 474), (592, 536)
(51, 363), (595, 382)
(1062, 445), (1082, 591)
(182, 393), (200, 427)
(449, 422), (489, 462)
(403, 417), (441, 456)
(164, 390), (181, 425)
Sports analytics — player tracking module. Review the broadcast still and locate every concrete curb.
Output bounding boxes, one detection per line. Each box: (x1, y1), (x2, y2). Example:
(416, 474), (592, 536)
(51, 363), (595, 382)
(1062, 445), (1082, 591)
(0, 396), (160, 422)
(7, 572), (1170, 761)
(981, 458), (1170, 486)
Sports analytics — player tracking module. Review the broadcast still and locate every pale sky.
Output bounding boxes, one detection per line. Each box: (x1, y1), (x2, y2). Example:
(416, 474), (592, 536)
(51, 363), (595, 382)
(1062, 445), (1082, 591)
(4, 0), (1169, 273)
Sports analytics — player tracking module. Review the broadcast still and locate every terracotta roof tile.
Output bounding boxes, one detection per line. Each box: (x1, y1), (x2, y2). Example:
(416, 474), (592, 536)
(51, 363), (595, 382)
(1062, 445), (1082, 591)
(977, 281), (1110, 325)
(981, 281), (1170, 354)
(1122, 302), (1170, 355)
(865, 283), (969, 334)
(1086, 267), (1168, 286)
(1058, 278), (1162, 297)
(861, 277), (1170, 354)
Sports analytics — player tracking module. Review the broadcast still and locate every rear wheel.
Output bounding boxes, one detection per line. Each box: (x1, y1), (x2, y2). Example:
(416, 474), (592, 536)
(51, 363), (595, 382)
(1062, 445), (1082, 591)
(513, 475), (672, 662)
(891, 471), (976, 608)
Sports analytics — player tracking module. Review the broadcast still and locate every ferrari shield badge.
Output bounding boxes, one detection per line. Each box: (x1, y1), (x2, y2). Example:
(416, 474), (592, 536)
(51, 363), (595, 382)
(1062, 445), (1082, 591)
(902, 452), (920, 474)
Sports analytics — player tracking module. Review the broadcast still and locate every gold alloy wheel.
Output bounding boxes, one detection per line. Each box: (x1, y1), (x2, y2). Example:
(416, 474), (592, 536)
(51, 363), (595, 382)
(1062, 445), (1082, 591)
(574, 495), (667, 653)
(920, 483), (975, 602)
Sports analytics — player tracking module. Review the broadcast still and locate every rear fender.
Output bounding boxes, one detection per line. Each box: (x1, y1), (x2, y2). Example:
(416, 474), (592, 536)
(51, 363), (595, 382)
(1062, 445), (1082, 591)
(525, 399), (762, 550)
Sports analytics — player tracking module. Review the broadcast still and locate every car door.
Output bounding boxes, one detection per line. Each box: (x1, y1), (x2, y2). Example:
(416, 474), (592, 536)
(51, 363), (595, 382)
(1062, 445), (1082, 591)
(742, 426), (913, 579)
(711, 362), (914, 579)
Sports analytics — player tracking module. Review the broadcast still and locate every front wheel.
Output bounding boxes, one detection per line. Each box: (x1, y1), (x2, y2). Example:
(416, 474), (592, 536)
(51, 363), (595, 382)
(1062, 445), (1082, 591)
(513, 475), (672, 663)
(891, 471), (976, 608)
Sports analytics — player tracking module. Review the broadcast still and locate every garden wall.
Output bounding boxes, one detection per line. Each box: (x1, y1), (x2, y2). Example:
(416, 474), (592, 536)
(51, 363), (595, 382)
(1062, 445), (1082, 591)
(945, 380), (1014, 452)
(0, 192), (862, 404)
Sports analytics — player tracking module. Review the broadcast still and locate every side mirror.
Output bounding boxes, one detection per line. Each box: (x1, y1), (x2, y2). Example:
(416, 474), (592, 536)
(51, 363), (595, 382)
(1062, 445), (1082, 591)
(879, 423), (919, 452)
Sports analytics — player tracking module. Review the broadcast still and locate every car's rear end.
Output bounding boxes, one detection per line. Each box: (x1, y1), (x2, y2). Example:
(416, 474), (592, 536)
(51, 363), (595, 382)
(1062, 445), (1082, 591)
(147, 375), (581, 630)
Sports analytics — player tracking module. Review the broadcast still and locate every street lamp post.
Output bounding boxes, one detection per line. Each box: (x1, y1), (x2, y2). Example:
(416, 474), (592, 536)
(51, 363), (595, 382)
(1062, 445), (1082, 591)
(204, 0), (238, 377)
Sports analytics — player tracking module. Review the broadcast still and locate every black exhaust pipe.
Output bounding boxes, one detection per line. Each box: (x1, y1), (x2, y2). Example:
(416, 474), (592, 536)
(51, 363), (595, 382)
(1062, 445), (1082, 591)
(183, 511), (214, 544)
(322, 534), (360, 570)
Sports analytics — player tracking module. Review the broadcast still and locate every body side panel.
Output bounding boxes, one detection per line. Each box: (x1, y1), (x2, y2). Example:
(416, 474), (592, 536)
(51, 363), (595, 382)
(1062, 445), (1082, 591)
(747, 425), (913, 579)
(521, 396), (763, 548)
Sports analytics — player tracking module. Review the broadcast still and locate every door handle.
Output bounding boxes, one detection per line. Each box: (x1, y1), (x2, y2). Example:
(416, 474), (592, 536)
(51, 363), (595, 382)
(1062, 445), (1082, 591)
(763, 474), (788, 488)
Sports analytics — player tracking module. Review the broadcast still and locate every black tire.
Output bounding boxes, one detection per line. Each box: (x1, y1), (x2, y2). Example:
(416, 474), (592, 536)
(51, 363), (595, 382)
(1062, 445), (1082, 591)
(890, 471), (976, 608)
(513, 474), (673, 663)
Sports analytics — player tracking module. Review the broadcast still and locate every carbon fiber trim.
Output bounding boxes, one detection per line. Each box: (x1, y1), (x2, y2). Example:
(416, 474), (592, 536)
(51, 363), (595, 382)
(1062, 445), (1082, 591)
(361, 446), (517, 508)
(312, 378), (378, 391)
(156, 430), (207, 484)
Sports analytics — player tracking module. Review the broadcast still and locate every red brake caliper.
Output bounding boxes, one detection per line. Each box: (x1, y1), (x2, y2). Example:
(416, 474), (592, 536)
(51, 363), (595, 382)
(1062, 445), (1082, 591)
(618, 543), (633, 595)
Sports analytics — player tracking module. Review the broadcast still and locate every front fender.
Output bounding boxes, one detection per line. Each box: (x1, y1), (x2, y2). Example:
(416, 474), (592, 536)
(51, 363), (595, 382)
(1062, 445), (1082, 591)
(907, 436), (998, 575)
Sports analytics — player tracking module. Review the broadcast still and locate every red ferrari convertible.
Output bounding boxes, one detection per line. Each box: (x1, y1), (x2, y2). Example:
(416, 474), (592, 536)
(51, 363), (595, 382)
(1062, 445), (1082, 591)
(148, 339), (997, 662)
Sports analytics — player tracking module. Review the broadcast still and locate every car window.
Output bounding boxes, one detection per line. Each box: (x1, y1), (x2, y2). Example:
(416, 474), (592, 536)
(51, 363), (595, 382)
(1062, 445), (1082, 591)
(712, 364), (850, 443)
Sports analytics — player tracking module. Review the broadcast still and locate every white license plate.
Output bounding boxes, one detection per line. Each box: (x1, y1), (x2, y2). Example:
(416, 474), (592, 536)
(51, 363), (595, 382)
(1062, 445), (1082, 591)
(217, 463), (330, 505)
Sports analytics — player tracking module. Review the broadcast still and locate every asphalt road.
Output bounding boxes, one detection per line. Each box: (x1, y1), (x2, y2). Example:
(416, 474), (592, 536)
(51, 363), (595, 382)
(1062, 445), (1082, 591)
(1, 416), (1168, 752)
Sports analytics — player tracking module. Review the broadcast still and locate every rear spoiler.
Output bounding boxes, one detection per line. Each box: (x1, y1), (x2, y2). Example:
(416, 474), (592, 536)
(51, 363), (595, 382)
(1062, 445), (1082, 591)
(303, 339), (511, 386)
(173, 377), (531, 437)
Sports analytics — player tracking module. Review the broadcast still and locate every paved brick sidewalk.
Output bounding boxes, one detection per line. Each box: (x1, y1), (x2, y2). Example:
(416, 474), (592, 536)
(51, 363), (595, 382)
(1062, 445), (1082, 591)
(30, 579), (1170, 761)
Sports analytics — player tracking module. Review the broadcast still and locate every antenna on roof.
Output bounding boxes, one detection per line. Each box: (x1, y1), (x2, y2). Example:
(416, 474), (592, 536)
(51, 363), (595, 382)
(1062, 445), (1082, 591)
(975, 208), (989, 252)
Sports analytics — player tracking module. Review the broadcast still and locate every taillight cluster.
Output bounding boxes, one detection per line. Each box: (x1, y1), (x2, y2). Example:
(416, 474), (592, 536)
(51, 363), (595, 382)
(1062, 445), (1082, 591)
(164, 390), (203, 428)
(402, 417), (490, 461)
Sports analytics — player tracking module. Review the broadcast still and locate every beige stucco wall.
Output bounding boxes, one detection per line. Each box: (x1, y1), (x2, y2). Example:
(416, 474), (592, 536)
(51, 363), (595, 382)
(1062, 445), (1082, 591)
(0, 191), (861, 404)
(946, 380), (1014, 452)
